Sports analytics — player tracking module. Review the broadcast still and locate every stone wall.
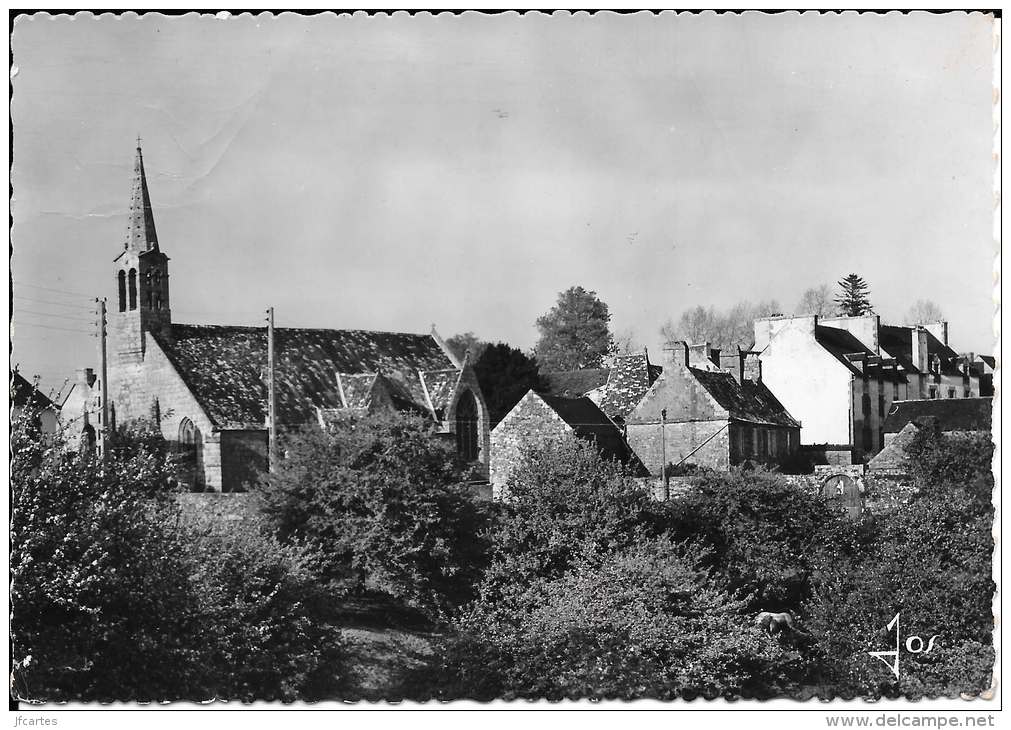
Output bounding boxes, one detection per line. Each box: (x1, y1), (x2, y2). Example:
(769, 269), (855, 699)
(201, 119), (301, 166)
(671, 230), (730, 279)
(489, 391), (574, 499)
(626, 419), (730, 474)
(175, 492), (261, 524)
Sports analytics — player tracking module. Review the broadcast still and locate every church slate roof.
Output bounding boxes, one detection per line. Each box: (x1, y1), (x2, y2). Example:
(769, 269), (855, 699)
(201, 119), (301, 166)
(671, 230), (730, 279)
(688, 368), (800, 428)
(154, 324), (459, 429)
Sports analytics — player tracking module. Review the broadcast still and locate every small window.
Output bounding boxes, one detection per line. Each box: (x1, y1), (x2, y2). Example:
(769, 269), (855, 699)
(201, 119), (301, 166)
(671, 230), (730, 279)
(928, 386), (938, 399)
(117, 270), (127, 312)
(128, 269), (137, 310)
(947, 388), (956, 399)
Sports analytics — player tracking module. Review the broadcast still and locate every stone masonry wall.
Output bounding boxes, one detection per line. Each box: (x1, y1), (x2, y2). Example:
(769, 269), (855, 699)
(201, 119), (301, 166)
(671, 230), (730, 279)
(626, 419), (730, 474)
(490, 392), (574, 499)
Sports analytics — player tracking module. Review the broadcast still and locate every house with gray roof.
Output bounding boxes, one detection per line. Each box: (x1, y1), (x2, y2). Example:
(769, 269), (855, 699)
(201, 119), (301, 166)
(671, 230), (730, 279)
(489, 390), (646, 498)
(624, 343), (801, 474)
(97, 143), (489, 491)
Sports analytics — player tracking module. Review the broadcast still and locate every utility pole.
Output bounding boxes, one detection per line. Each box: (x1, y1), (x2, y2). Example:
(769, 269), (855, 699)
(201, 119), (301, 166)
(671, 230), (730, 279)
(266, 306), (277, 472)
(97, 298), (109, 461)
(660, 408), (668, 501)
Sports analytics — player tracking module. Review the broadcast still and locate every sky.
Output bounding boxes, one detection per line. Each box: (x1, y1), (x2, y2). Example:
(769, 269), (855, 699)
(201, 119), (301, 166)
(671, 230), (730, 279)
(10, 11), (997, 396)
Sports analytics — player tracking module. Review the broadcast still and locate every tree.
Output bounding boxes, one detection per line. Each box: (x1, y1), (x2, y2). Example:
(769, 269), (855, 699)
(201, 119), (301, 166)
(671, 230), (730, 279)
(801, 428), (994, 698)
(660, 300), (782, 351)
(445, 331), (487, 363)
(443, 538), (795, 700)
(610, 327), (644, 359)
(257, 413), (489, 617)
(669, 467), (858, 612)
(905, 299), (945, 326)
(834, 274), (874, 317)
(534, 286), (613, 370)
(473, 342), (547, 426)
(481, 437), (662, 592)
(10, 407), (345, 702)
(796, 284), (836, 316)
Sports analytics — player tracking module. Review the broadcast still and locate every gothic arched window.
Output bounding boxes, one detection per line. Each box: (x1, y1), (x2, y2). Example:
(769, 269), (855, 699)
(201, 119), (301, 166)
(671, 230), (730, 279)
(455, 390), (480, 463)
(128, 269), (138, 311)
(117, 270), (126, 312)
(178, 418), (205, 491)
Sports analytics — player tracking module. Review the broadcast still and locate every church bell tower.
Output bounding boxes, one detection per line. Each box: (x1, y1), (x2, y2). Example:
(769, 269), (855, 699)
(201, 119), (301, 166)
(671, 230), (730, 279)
(111, 139), (172, 364)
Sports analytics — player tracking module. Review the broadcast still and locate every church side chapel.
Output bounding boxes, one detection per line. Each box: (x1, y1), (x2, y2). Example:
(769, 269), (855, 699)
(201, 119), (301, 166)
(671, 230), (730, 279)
(101, 142), (490, 492)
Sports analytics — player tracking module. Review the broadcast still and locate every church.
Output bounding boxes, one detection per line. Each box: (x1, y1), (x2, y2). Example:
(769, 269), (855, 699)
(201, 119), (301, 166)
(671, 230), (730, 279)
(93, 142), (490, 492)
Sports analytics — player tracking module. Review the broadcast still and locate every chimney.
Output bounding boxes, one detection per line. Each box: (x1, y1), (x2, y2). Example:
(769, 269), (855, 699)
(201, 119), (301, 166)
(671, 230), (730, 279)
(739, 350), (762, 384)
(663, 341), (689, 368)
(913, 327), (930, 372)
(687, 342), (712, 370)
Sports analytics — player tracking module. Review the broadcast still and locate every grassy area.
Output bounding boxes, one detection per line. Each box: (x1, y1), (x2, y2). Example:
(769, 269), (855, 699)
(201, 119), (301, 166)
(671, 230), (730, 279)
(333, 594), (448, 702)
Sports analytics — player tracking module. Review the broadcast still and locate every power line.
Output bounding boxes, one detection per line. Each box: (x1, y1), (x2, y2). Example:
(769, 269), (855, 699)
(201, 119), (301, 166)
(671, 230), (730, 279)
(13, 296), (97, 312)
(11, 321), (95, 334)
(13, 282), (98, 299)
(14, 309), (96, 323)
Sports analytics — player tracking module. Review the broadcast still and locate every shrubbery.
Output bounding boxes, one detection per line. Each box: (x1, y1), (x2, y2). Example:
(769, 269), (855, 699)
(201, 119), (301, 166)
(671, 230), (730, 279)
(257, 413), (489, 618)
(10, 407), (345, 702)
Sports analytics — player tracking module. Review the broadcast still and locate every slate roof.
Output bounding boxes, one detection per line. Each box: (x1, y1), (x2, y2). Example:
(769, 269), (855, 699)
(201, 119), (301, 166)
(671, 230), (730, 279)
(538, 394), (647, 474)
(542, 368), (611, 398)
(979, 355), (996, 369)
(882, 397), (992, 434)
(154, 324), (459, 429)
(878, 325), (960, 376)
(816, 326), (906, 382)
(596, 354), (663, 420)
(689, 368), (800, 428)
(10, 372), (57, 410)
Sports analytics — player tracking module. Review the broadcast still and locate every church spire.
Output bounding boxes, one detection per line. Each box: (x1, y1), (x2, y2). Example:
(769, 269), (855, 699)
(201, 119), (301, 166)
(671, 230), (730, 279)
(124, 138), (159, 252)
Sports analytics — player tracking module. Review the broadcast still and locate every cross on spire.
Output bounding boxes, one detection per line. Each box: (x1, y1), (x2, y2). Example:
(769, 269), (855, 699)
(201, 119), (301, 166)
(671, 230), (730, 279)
(136, 134), (142, 148)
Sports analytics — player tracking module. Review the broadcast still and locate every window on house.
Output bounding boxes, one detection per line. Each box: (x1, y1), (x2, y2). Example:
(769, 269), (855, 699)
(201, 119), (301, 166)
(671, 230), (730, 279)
(928, 386), (938, 399)
(128, 269), (137, 310)
(861, 392), (871, 417)
(117, 270), (126, 312)
(893, 381), (899, 400)
(965, 388), (972, 398)
(947, 388), (956, 399)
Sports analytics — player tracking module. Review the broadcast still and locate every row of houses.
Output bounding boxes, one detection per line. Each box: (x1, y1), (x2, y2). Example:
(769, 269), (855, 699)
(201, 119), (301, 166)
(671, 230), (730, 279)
(26, 142), (995, 498)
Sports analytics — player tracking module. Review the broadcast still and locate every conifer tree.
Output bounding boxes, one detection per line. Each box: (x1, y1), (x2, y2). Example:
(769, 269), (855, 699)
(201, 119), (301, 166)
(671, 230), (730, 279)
(834, 274), (874, 317)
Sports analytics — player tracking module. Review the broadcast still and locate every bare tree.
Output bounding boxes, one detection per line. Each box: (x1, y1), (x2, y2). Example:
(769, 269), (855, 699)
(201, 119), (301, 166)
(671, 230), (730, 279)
(796, 284), (835, 316)
(905, 299), (945, 325)
(611, 327), (643, 357)
(660, 300), (781, 351)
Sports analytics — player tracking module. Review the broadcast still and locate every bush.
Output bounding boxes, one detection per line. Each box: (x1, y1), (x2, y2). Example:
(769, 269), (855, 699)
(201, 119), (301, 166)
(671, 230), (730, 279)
(11, 407), (346, 701)
(443, 537), (798, 700)
(257, 413), (489, 619)
(669, 467), (860, 611)
(483, 436), (664, 593)
(801, 428), (995, 698)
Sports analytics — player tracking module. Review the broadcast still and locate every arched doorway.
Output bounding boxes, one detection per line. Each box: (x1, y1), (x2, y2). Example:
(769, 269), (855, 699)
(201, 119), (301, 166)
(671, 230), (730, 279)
(178, 418), (205, 491)
(455, 390), (480, 463)
(821, 474), (862, 519)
